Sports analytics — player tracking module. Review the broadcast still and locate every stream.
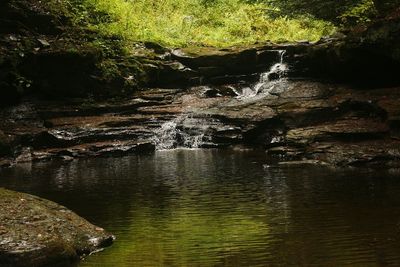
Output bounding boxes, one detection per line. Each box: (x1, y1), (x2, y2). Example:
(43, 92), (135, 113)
(1, 149), (400, 266)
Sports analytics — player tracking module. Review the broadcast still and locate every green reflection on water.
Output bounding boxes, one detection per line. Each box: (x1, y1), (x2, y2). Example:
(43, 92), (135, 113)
(4, 150), (400, 266)
(81, 204), (270, 267)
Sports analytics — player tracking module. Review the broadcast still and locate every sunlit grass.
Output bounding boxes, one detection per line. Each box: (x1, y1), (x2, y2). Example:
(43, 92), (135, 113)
(80, 0), (335, 47)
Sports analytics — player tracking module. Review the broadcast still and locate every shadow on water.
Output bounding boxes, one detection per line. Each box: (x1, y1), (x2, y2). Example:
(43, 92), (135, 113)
(1, 149), (400, 266)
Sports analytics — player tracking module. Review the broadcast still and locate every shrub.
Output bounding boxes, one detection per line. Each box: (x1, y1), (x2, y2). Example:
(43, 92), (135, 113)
(77, 0), (335, 47)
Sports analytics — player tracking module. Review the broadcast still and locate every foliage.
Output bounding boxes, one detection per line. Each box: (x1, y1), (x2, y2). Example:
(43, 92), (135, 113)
(263, 0), (367, 23)
(263, 0), (399, 26)
(339, 0), (377, 25)
(59, 0), (335, 47)
(15, 0), (400, 49)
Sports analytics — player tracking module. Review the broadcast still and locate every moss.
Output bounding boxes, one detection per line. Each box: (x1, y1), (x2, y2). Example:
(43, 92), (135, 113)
(0, 0), (150, 102)
(0, 187), (114, 267)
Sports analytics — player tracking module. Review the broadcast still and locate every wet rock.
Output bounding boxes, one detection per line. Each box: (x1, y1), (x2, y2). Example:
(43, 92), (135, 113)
(203, 88), (221, 98)
(284, 18), (400, 88)
(1, 75), (400, 167)
(267, 72), (280, 81)
(0, 81), (21, 107)
(0, 130), (13, 156)
(286, 118), (389, 144)
(15, 147), (33, 163)
(201, 85), (239, 98)
(203, 100), (277, 122)
(169, 46), (287, 85)
(278, 159), (329, 166)
(0, 187), (114, 267)
(171, 47), (258, 70)
(275, 81), (334, 99)
(20, 50), (100, 97)
(218, 85), (241, 97)
(309, 141), (400, 166)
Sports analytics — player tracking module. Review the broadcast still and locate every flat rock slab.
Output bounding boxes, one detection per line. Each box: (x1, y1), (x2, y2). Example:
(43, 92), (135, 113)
(0, 188), (114, 267)
(1, 83), (400, 167)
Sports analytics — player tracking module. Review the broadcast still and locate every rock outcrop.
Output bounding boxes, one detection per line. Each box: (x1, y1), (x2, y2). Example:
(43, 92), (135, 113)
(0, 78), (399, 167)
(0, 187), (114, 267)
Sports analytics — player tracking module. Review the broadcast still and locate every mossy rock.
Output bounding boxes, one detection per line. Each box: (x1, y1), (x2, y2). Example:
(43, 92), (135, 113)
(0, 187), (114, 267)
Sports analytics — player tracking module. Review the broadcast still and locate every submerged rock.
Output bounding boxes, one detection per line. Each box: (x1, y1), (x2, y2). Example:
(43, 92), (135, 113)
(0, 187), (114, 267)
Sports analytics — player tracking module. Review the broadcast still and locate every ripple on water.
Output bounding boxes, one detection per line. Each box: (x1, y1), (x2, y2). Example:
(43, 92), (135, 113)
(0, 149), (400, 266)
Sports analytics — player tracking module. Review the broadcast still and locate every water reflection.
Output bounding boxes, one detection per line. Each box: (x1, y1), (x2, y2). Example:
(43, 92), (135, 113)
(1, 149), (400, 266)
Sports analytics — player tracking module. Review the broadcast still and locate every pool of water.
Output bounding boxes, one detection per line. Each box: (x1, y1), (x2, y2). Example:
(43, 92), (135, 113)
(1, 149), (400, 266)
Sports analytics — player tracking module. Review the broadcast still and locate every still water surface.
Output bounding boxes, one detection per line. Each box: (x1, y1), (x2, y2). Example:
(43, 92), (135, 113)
(1, 149), (400, 266)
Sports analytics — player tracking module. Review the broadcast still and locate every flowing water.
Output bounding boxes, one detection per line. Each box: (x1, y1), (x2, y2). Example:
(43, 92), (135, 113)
(1, 149), (400, 266)
(153, 50), (289, 150)
(153, 116), (213, 150)
(237, 50), (288, 99)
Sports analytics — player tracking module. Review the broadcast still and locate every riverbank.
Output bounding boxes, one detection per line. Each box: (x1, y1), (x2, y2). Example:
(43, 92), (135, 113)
(0, 187), (114, 267)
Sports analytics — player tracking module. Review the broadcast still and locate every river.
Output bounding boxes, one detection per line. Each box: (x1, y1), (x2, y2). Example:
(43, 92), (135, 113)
(1, 149), (400, 266)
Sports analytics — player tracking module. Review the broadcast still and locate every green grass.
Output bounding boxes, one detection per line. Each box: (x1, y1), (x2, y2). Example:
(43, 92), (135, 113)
(75, 0), (335, 48)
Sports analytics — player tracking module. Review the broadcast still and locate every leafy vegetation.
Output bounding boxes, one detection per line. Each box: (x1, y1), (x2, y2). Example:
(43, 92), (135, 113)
(263, 0), (400, 25)
(59, 0), (335, 48)
(41, 0), (399, 48)
(263, 0), (375, 23)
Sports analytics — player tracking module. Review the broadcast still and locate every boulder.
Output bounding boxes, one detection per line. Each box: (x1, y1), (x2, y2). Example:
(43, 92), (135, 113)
(0, 187), (114, 267)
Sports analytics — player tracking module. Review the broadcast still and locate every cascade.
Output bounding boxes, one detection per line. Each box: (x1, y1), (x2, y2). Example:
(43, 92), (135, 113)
(153, 50), (288, 150)
(237, 50), (288, 99)
(153, 115), (212, 150)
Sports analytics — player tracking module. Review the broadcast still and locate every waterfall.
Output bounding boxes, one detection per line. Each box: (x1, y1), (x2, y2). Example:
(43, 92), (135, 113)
(153, 120), (179, 150)
(238, 50), (288, 99)
(153, 115), (212, 150)
(153, 50), (289, 150)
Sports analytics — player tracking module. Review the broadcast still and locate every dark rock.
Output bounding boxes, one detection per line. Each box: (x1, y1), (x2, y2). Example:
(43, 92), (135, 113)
(171, 47), (257, 69)
(0, 130), (13, 156)
(202, 85), (239, 98)
(207, 73), (259, 85)
(267, 72), (280, 81)
(169, 46), (282, 85)
(257, 49), (282, 65)
(218, 85), (240, 97)
(278, 159), (329, 166)
(20, 50), (100, 97)
(143, 41), (169, 54)
(0, 0), (62, 35)
(144, 60), (197, 88)
(203, 88), (221, 98)
(0, 81), (21, 107)
(283, 17), (400, 88)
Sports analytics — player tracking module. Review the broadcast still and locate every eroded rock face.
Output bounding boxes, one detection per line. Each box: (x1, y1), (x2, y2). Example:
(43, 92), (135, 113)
(0, 79), (399, 167)
(0, 187), (114, 267)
